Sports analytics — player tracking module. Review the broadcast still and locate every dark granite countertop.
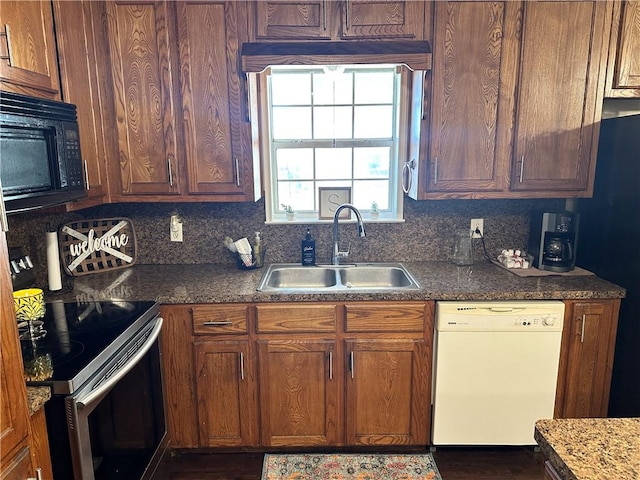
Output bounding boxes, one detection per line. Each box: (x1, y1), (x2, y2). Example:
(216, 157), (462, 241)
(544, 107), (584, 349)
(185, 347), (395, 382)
(45, 261), (625, 304)
(535, 418), (640, 480)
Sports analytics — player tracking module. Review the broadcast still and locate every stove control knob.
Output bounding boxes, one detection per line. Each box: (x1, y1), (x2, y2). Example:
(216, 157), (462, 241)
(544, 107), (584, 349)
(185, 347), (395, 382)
(542, 316), (555, 326)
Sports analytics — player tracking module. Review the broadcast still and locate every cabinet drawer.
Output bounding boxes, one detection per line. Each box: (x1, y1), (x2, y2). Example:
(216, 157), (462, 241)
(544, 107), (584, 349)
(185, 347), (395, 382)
(345, 303), (427, 332)
(191, 305), (249, 335)
(256, 304), (337, 333)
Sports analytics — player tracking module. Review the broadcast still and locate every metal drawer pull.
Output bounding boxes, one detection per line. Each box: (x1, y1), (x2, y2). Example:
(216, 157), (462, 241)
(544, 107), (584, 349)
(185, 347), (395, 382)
(329, 351), (333, 380)
(234, 158), (240, 187)
(519, 155), (525, 183)
(1, 25), (13, 66)
(27, 467), (43, 480)
(240, 352), (245, 380)
(350, 351), (354, 379)
(580, 314), (586, 343)
(203, 321), (233, 326)
(345, 0), (350, 31)
(434, 157), (439, 184)
(322, 0), (327, 31)
(168, 158), (174, 187)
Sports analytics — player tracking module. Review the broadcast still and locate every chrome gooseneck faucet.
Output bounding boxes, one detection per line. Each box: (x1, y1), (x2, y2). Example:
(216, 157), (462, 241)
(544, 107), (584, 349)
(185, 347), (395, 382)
(332, 203), (366, 265)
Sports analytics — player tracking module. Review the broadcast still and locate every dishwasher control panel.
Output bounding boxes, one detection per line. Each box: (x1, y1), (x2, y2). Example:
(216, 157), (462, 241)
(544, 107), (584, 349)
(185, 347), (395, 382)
(435, 300), (565, 332)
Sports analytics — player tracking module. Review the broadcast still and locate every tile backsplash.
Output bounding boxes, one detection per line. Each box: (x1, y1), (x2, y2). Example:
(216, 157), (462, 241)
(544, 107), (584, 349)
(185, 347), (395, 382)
(6, 197), (564, 285)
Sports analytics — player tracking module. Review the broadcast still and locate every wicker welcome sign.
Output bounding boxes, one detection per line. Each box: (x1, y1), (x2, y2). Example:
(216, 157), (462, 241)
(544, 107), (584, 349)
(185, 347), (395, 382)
(58, 218), (137, 276)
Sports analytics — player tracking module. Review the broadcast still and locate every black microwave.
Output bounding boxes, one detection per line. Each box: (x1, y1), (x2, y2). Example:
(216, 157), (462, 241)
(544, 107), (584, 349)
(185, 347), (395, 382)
(1, 91), (86, 213)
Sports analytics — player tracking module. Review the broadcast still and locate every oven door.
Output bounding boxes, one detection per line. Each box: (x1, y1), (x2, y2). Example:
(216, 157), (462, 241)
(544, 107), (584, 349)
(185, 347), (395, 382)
(64, 316), (166, 480)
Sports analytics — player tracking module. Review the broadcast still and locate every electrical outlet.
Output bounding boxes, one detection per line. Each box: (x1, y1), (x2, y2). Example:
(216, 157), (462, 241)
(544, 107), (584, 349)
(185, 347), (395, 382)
(170, 215), (183, 242)
(471, 218), (484, 238)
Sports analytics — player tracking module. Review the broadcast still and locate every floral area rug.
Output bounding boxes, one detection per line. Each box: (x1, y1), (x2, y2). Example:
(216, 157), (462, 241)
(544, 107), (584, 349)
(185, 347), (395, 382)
(261, 453), (443, 480)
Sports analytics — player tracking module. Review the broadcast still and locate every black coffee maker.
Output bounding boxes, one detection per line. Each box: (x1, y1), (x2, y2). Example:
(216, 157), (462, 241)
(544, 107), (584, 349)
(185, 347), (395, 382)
(529, 212), (579, 272)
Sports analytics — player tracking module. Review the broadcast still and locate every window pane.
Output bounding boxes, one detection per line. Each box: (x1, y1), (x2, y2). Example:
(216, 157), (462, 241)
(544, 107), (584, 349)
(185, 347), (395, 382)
(273, 106), (312, 139)
(271, 73), (311, 105)
(354, 106), (393, 138)
(313, 70), (353, 105)
(354, 147), (390, 179)
(276, 148), (313, 180)
(277, 181), (314, 211)
(353, 180), (389, 210)
(354, 71), (394, 104)
(316, 148), (352, 179)
(313, 106), (353, 139)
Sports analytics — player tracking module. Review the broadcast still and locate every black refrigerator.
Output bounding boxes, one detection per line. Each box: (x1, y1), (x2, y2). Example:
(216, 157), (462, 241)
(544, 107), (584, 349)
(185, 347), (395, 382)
(577, 112), (640, 418)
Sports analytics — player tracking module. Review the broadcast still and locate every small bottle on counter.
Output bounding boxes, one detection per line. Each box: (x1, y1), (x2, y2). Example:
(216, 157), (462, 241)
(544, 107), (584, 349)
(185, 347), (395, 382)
(301, 228), (316, 266)
(253, 232), (263, 267)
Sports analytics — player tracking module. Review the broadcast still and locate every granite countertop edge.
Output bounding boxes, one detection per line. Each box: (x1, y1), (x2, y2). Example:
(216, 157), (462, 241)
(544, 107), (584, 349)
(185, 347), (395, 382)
(46, 261), (626, 305)
(535, 418), (640, 480)
(27, 386), (51, 416)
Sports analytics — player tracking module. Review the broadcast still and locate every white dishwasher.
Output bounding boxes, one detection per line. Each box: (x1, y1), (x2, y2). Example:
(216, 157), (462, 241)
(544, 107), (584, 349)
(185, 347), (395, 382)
(431, 300), (565, 446)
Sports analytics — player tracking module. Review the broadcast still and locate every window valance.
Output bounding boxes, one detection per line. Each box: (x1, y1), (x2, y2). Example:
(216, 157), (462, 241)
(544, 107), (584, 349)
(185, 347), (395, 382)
(240, 41), (432, 73)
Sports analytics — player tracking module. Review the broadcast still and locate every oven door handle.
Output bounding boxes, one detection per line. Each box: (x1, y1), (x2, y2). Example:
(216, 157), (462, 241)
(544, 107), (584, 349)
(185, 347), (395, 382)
(75, 316), (164, 409)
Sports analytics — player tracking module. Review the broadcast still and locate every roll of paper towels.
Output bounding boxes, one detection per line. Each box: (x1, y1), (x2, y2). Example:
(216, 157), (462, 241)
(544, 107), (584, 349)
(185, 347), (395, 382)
(46, 231), (62, 291)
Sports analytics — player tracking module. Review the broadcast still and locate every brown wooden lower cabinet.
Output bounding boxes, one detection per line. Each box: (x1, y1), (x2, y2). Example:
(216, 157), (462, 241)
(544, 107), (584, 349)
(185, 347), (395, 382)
(194, 340), (258, 447)
(345, 338), (429, 446)
(555, 299), (620, 418)
(258, 339), (340, 447)
(161, 298), (619, 449)
(29, 408), (53, 480)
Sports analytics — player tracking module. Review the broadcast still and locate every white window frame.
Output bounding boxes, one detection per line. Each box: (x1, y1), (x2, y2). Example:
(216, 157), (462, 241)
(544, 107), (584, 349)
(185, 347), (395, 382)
(252, 64), (411, 224)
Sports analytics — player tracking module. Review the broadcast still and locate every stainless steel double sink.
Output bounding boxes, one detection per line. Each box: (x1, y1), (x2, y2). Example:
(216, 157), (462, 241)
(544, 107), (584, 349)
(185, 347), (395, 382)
(257, 263), (421, 293)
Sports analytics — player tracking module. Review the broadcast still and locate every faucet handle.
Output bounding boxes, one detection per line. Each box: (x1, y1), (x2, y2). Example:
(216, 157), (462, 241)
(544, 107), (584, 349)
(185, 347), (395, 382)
(337, 241), (351, 258)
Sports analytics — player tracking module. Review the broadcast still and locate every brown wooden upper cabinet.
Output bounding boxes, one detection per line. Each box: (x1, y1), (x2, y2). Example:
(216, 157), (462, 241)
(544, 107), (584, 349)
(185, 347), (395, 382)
(54, 1), (113, 210)
(510, 1), (611, 195)
(0, 1), (60, 100)
(605, 1), (640, 97)
(102, 1), (260, 202)
(176, 1), (259, 200)
(104, 1), (181, 198)
(409, 1), (611, 200)
(420, 1), (519, 195)
(250, 0), (428, 41)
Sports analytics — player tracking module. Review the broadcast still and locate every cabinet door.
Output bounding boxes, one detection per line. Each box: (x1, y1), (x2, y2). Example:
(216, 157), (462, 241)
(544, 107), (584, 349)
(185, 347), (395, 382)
(0, 231), (32, 471)
(0, 1), (60, 99)
(511, 1), (610, 194)
(253, 0), (335, 40)
(556, 300), (620, 418)
(159, 305), (198, 448)
(345, 338), (429, 446)
(0, 447), (33, 480)
(340, 0), (426, 40)
(194, 340), (259, 447)
(105, 1), (181, 197)
(54, 1), (112, 209)
(606, 1), (640, 97)
(425, 1), (517, 194)
(258, 339), (341, 446)
(176, 1), (257, 200)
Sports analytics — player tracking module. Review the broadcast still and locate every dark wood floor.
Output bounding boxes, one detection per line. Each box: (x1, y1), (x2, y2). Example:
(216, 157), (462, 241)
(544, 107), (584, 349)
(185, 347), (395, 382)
(156, 447), (545, 480)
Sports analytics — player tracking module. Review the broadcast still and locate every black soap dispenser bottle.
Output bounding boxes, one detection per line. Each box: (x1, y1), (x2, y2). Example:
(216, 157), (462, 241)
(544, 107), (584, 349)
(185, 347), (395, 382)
(301, 228), (316, 266)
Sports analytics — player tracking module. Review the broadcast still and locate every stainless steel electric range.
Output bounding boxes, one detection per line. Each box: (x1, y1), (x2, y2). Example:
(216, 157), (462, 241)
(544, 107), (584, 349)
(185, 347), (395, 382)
(21, 300), (166, 480)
